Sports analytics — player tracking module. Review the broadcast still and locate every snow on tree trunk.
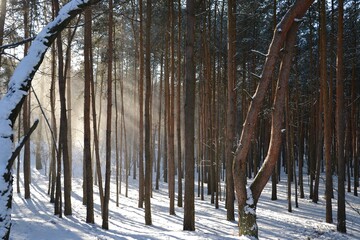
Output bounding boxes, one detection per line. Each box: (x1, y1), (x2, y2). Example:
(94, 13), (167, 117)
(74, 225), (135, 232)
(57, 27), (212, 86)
(0, 1), (101, 238)
(233, 1), (313, 238)
(238, 188), (258, 238)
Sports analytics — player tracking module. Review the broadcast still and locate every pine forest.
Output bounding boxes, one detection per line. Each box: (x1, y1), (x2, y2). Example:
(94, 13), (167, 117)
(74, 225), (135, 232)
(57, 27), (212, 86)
(0, 0), (359, 239)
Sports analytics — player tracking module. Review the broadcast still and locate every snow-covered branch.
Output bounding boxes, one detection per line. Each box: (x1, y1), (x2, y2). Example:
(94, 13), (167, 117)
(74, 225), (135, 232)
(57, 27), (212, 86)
(0, 1), (101, 239)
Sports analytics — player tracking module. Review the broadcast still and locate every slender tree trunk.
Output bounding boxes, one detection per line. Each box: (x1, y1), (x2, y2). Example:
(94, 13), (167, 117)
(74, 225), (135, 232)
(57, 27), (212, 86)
(351, 0), (358, 197)
(35, 120), (43, 170)
(138, 0), (145, 208)
(120, 61), (129, 198)
(308, 9), (315, 200)
(17, 115), (21, 194)
(102, 0), (113, 230)
(156, 53), (163, 191)
(336, 0), (346, 232)
(225, 0), (236, 221)
(115, 57), (120, 207)
(84, 6), (94, 224)
(66, 28), (73, 178)
(271, 0), (278, 197)
(90, 46), (104, 213)
(168, 0), (176, 215)
(144, 0), (152, 226)
(320, 0), (333, 223)
(23, 0), (31, 200)
(183, 0), (195, 231)
(313, 96), (322, 204)
(285, 87), (292, 212)
(49, 41), (57, 204)
(298, 117), (304, 198)
(177, 0), (183, 208)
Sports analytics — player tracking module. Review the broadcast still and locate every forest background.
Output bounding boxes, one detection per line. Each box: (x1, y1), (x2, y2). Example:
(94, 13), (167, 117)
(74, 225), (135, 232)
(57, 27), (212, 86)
(0, 0), (359, 239)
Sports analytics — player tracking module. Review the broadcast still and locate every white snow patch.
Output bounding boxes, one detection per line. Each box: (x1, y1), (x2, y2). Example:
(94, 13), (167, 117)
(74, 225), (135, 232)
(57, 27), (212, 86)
(8, 145), (360, 240)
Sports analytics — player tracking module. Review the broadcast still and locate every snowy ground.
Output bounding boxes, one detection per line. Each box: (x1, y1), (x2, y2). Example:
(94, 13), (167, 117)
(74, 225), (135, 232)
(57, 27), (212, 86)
(10, 167), (360, 240)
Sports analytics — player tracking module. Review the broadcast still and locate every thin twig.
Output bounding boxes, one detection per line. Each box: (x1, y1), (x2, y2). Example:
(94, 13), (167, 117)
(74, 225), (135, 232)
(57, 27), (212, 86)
(31, 86), (59, 156)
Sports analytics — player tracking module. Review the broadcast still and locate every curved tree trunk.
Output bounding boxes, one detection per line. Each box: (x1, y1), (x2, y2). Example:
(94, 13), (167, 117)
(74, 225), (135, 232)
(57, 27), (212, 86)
(233, 1), (313, 237)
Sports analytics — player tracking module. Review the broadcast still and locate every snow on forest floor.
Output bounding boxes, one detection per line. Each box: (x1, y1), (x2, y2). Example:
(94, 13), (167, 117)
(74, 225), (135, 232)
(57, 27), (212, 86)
(10, 167), (360, 240)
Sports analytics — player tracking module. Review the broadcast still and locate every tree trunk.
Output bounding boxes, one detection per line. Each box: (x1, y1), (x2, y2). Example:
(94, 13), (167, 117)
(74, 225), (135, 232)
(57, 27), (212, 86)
(351, 0), (358, 197)
(313, 96), (322, 204)
(138, 0), (145, 208)
(49, 40), (57, 204)
(102, 0), (113, 230)
(168, 0), (176, 215)
(320, 0), (333, 223)
(176, 0), (183, 208)
(54, 0), (72, 217)
(84, 6), (94, 224)
(233, 1), (313, 235)
(144, 0), (152, 226)
(115, 54), (119, 207)
(183, 0), (196, 231)
(23, 0), (31, 200)
(271, 0), (277, 199)
(336, 0), (346, 232)
(225, 0), (236, 221)
(156, 53), (163, 191)
(66, 28), (73, 179)
(90, 38), (104, 212)
(35, 120), (43, 170)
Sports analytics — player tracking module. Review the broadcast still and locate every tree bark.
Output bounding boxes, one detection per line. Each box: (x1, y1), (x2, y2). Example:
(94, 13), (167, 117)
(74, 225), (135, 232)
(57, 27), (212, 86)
(23, 0), (31, 200)
(336, 0), (346, 233)
(144, 0), (152, 226)
(84, 6), (94, 224)
(320, 0), (333, 223)
(176, 0), (183, 209)
(138, 0), (145, 209)
(102, 0), (113, 230)
(168, 0), (176, 215)
(156, 53), (163, 191)
(225, 0), (236, 221)
(183, 0), (195, 231)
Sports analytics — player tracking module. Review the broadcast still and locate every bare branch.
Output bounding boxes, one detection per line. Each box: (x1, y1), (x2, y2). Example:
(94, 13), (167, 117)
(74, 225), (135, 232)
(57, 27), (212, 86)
(8, 119), (39, 169)
(0, 37), (35, 51)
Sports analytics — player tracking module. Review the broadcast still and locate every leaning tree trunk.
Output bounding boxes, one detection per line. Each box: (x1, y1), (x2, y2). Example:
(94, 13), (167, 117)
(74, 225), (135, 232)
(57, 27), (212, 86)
(0, 1), (101, 238)
(232, 1), (313, 237)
